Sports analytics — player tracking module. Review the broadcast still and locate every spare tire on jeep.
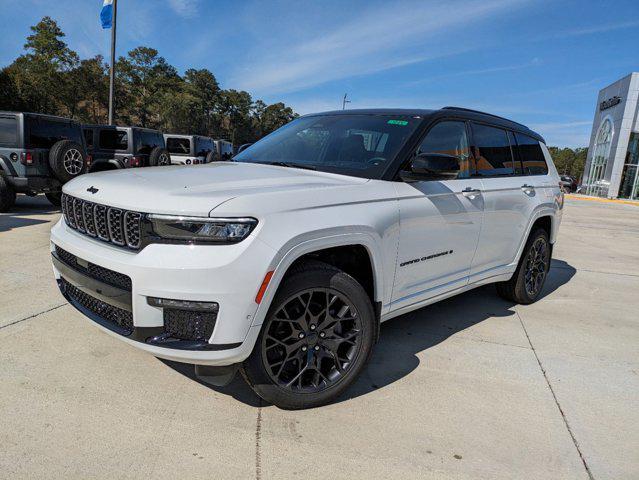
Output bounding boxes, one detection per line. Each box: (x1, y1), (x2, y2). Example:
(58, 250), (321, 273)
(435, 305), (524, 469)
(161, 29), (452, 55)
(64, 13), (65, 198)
(149, 147), (171, 166)
(49, 140), (87, 183)
(205, 150), (218, 163)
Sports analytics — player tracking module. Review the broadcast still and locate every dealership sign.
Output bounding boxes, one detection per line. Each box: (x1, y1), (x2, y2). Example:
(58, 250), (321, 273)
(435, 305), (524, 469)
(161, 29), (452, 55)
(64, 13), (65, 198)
(600, 96), (622, 111)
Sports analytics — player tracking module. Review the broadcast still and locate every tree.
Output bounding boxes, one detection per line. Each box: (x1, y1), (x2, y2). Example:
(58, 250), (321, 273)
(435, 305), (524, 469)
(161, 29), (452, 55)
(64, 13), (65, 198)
(548, 146), (588, 180)
(184, 68), (220, 135)
(0, 15), (298, 145)
(116, 47), (182, 127)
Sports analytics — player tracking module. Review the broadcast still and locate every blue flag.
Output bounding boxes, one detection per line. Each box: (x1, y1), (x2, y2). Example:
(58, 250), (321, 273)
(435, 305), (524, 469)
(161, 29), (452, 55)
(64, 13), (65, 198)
(101, 0), (113, 29)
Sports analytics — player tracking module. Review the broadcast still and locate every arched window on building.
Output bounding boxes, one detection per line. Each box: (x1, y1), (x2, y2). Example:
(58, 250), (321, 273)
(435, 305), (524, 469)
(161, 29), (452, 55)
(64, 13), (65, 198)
(586, 118), (613, 197)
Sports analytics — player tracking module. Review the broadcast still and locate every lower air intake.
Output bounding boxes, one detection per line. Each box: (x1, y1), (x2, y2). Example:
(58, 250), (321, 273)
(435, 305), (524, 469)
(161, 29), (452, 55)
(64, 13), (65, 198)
(164, 309), (217, 342)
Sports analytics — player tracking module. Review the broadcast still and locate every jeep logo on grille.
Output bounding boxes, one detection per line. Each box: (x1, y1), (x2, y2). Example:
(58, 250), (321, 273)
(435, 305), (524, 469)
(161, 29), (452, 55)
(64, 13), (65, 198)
(87, 186), (99, 194)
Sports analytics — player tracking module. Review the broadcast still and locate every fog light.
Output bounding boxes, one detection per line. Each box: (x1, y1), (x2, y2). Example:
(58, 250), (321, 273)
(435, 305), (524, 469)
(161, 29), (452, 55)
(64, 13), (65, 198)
(147, 297), (219, 312)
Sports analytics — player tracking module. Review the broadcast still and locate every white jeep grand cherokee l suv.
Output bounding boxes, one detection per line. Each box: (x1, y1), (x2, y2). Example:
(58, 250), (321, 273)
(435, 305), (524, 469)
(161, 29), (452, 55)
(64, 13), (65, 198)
(51, 107), (563, 409)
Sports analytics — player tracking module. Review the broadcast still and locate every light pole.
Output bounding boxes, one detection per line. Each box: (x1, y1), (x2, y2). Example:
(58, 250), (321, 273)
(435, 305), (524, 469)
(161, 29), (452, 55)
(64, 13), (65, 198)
(107, 0), (118, 125)
(342, 93), (351, 110)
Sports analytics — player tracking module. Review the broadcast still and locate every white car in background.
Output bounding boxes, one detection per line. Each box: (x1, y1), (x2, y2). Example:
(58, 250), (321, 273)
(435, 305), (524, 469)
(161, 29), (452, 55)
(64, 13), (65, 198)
(51, 107), (563, 409)
(164, 134), (217, 165)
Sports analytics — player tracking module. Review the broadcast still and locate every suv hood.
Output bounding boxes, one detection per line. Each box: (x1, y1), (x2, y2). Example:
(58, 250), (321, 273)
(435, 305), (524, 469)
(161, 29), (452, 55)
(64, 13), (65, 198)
(62, 162), (368, 217)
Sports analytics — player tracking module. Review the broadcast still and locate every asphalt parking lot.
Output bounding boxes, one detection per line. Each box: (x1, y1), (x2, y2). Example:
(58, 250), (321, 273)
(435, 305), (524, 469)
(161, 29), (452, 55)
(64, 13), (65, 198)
(1, 196), (637, 480)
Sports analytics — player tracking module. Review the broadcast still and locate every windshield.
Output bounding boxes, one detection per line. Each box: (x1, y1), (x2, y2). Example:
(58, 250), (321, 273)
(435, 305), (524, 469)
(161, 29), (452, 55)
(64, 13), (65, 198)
(233, 114), (422, 179)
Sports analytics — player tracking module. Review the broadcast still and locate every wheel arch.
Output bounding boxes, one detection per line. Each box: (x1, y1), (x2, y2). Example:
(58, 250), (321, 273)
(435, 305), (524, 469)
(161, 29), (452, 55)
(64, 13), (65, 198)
(512, 208), (557, 267)
(251, 231), (385, 339)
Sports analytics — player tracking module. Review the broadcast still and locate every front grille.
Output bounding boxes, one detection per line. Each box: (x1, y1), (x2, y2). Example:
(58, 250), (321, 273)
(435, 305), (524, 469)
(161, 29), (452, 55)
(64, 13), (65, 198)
(55, 245), (132, 291)
(164, 309), (217, 342)
(61, 278), (133, 334)
(62, 194), (143, 250)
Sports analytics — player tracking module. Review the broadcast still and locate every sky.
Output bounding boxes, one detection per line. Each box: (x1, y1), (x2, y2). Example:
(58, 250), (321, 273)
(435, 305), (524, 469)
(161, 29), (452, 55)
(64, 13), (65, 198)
(1, 0), (638, 147)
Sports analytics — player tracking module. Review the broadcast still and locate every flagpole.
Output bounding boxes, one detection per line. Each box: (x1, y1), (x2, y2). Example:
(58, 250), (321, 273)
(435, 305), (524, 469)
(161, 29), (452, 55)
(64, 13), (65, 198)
(108, 0), (117, 125)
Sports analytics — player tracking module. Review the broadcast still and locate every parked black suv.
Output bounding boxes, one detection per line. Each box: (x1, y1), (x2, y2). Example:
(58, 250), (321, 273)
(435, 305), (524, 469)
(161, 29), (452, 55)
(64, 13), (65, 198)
(0, 111), (89, 211)
(82, 125), (170, 172)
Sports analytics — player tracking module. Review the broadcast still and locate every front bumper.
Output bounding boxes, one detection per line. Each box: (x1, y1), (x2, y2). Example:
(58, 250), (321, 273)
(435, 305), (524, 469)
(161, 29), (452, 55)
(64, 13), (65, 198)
(7, 175), (61, 193)
(50, 218), (277, 365)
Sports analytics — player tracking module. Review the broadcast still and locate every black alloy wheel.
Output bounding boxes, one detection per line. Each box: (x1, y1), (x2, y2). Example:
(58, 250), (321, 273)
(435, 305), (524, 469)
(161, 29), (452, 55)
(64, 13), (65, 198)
(524, 236), (548, 298)
(496, 228), (551, 304)
(242, 261), (375, 409)
(261, 288), (363, 393)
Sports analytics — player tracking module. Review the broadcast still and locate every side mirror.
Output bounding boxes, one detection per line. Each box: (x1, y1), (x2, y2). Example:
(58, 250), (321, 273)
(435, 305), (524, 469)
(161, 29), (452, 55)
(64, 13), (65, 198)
(400, 153), (460, 182)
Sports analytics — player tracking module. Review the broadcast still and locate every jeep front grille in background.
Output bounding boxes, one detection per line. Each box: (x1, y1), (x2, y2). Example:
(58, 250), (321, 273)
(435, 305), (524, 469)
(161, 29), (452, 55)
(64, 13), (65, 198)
(54, 245), (132, 291)
(60, 278), (133, 334)
(61, 194), (143, 250)
(164, 309), (217, 342)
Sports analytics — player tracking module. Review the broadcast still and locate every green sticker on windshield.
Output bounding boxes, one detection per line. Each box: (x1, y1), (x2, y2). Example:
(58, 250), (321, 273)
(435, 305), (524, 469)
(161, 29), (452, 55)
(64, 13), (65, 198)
(387, 119), (408, 126)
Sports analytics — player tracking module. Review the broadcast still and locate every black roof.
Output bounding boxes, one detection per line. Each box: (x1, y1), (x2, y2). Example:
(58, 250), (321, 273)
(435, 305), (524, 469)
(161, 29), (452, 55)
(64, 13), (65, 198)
(304, 107), (544, 142)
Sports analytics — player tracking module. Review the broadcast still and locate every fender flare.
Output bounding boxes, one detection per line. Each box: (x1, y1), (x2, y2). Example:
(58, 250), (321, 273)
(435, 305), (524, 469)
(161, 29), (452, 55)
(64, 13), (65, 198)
(511, 202), (559, 267)
(0, 154), (17, 177)
(249, 230), (386, 329)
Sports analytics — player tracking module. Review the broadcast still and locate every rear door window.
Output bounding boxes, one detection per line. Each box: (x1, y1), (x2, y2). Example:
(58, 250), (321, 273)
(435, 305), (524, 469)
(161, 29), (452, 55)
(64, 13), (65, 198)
(0, 116), (17, 147)
(166, 137), (191, 155)
(136, 130), (163, 154)
(83, 128), (94, 149)
(195, 138), (213, 156)
(471, 123), (515, 176)
(99, 129), (128, 150)
(514, 132), (548, 175)
(26, 117), (83, 149)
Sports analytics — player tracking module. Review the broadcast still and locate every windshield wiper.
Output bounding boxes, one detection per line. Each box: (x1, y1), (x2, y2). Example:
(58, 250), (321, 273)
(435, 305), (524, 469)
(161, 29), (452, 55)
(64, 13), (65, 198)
(263, 161), (317, 171)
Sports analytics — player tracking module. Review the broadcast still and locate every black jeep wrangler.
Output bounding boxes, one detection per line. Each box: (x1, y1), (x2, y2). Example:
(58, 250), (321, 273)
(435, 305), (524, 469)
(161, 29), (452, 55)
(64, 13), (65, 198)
(82, 125), (171, 172)
(0, 111), (89, 211)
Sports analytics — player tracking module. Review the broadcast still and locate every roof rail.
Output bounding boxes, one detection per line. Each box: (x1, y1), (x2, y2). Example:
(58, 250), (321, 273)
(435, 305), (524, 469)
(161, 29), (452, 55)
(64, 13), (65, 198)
(442, 106), (528, 129)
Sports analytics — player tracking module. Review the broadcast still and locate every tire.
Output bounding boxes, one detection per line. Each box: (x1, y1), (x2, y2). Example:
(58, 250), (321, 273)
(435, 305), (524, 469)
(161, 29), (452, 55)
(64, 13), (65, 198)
(242, 260), (376, 409)
(149, 147), (171, 166)
(205, 150), (216, 163)
(0, 175), (16, 212)
(496, 228), (551, 304)
(49, 140), (87, 182)
(45, 191), (62, 207)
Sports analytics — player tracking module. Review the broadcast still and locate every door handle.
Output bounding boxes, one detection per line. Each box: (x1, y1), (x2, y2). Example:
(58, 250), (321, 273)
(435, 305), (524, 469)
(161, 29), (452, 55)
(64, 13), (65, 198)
(521, 184), (535, 193)
(462, 187), (481, 197)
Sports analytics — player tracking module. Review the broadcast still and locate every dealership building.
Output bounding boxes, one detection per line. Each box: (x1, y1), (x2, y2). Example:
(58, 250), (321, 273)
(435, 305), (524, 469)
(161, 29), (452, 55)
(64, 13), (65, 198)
(583, 72), (639, 200)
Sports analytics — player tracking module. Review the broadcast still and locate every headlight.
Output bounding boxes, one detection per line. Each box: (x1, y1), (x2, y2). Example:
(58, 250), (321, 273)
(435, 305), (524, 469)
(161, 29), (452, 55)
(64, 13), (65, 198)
(147, 214), (257, 244)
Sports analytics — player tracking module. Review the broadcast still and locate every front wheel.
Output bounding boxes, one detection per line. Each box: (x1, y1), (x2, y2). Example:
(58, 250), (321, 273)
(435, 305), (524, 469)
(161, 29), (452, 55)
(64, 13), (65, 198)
(496, 228), (551, 304)
(45, 191), (62, 207)
(0, 175), (16, 212)
(242, 261), (375, 409)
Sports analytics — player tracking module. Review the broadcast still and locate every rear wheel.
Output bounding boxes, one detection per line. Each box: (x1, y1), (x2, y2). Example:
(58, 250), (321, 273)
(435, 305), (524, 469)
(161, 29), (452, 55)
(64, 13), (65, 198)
(496, 228), (551, 304)
(205, 150), (216, 163)
(149, 147), (171, 166)
(0, 175), (16, 212)
(242, 261), (375, 409)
